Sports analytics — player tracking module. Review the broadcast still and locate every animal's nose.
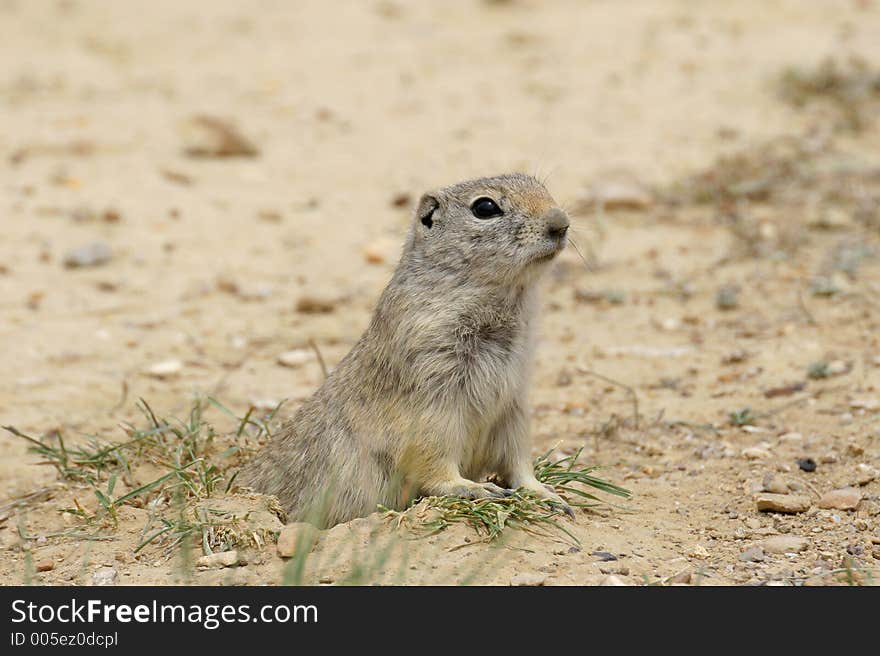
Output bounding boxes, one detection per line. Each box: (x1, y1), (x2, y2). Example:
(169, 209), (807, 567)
(544, 207), (569, 239)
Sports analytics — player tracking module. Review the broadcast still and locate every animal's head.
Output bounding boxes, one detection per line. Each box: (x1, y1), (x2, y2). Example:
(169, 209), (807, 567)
(404, 173), (569, 288)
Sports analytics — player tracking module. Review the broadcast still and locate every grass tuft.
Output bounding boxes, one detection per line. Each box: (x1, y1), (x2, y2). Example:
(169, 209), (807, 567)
(3, 397), (285, 555)
(5, 402), (629, 575)
(384, 448), (630, 546)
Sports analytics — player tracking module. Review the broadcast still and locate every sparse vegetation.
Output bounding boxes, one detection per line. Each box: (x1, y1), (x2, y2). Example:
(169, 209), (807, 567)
(728, 408), (756, 427)
(384, 448), (630, 546)
(4, 403), (630, 582)
(779, 56), (880, 132)
(3, 398), (286, 559)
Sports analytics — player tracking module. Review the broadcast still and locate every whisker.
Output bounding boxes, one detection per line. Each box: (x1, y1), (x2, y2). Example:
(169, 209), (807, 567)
(567, 236), (598, 272)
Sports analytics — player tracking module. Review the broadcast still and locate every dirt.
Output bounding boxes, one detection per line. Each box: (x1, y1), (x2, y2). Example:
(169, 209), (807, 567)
(2, 0), (880, 586)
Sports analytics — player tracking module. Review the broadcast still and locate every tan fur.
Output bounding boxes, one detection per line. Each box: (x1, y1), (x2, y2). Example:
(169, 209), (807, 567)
(242, 173), (571, 527)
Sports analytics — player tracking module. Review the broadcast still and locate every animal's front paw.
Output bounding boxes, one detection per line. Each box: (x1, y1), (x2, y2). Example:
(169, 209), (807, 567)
(439, 480), (515, 500)
(520, 481), (574, 518)
(462, 481), (515, 499)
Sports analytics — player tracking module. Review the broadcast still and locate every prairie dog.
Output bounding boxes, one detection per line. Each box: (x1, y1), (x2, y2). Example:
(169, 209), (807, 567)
(243, 173), (571, 527)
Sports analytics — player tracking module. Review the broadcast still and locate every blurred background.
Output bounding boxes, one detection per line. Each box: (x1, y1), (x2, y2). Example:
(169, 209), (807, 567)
(1, 1), (879, 585)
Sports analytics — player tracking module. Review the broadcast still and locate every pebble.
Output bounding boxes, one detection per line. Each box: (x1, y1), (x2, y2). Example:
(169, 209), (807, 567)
(180, 115), (258, 157)
(826, 360), (848, 375)
(669, 570), (691, 584)
(363, 237), (397, 265)
(739, 546), (765, 562)
(277, 523), (317, 558)
(854, 464), (878, 486)
(760, 536), (808, 554)
(742, 447), (771, 460)
(277, 349), (314, 368)
(250, 398), (281, 411)
(850, 398), (879, 412)
(689, 545), (710, 558)
(586, 180), (653, 211)
(599, 574), (628, 586)
(755, 493), (811, 513)
(196, 551), (239, 568)
(778, 432), (803, 443)
(592, 551), (617, 562)
(817, 488), (861, 511)
(810, 206), (852, 230)
(36, 559), (55, 572)
(762, 473), (789, 494)
(295, 295), (336, 314)
(510, 572), (547, 586)
(716, 285), (739, 310)
(63, 242), (112, 268)
(91, 567), (118, 586)
(146, 359), (182, 379)
(796, 458), (817, 472)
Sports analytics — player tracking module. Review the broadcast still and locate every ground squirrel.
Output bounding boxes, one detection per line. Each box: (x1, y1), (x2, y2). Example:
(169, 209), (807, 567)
(243, 173), (572, 527)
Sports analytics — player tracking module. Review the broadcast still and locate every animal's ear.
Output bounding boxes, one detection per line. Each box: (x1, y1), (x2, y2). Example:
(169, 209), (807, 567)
(415, 194), (439, 229)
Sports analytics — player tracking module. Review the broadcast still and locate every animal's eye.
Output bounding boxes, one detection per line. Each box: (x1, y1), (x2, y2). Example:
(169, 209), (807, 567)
(470, 197), (503, 219)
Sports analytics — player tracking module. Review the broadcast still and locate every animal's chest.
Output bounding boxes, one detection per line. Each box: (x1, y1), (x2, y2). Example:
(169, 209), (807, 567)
(454, 315), (527, 414)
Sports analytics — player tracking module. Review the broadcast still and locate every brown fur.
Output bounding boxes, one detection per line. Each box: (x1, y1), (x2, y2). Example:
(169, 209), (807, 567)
(242, 173), (570, 527)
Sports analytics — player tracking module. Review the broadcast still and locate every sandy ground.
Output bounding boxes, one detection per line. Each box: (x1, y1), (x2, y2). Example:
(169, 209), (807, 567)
(1, 0), (880, 585)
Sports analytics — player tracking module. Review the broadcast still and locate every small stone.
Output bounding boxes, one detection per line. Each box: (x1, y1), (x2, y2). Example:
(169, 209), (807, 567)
(180, 115), (259, 158)
(591, 551), (617, 562)
(779, 432), (803, 443)
(854, 464), (878, 486)
(63, 242), (112, 268)
(277, 523), (317, 558)
(196, 550), (239, 568)
(760, 536), (809, 554)
(250, 398), (281, 411)
(277, 349), (314, 368)
(295, 295), (336, 314)
(762, 473), (789, 494)
(91, 567), (118, 585)
(846, 443), (864, 457)
(70, 205), (97, 222)
(599, 574), (628, 586)
(826, 360), (848, 375)
(363, 237), (397, 265)
(755, 493), (811, 514)
(582, 179), (653, 212)
(556, 369), (572, 387)
(810, 207), (853, 230)
(797, 458), (817, 472)
(722, 349), (750, 365)
(689, 545), (710, 558)
(510, 572), (547, 586)
(146, 359), (182, 379)
(850, 398), (879, 412)
(390, 193), (412, 208)
(36, 559), (55, 572)
(742, 447), (771, 460)
(257, 209), (283, 222)
(817, 488), (861, 511)
(739, 546), (765, 562)
(669, 570), (691, 584)
(716, 285), (739, 310)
